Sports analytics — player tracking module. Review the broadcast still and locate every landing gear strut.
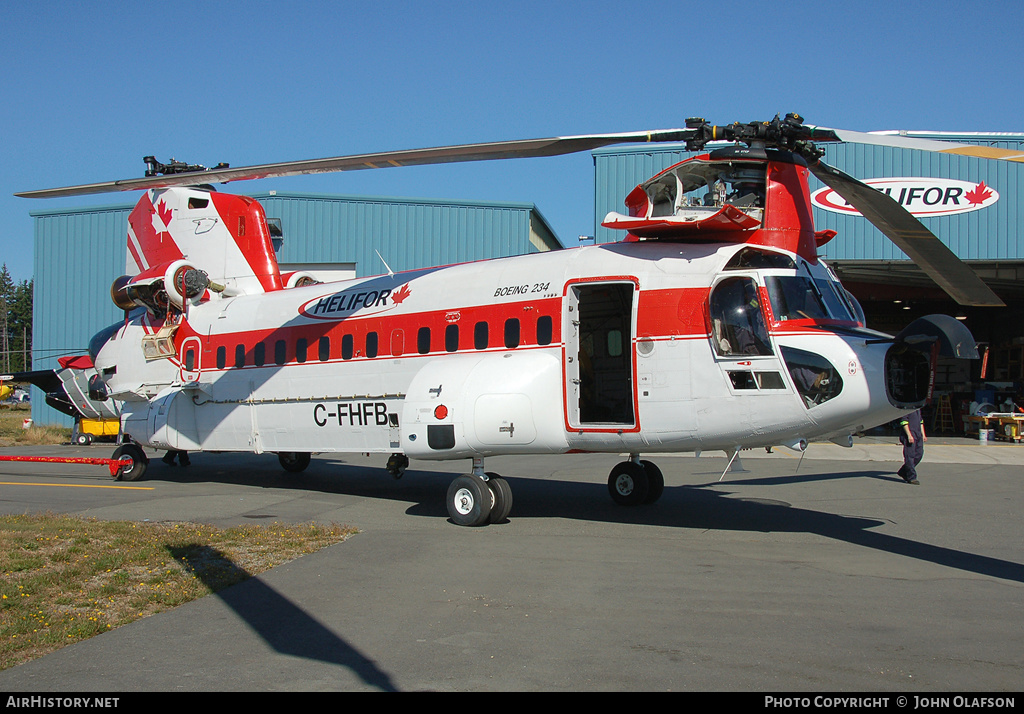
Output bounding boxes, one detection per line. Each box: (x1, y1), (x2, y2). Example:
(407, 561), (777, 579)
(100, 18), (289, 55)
(607, 455), (664, 506)
(445, 457), (512, 526)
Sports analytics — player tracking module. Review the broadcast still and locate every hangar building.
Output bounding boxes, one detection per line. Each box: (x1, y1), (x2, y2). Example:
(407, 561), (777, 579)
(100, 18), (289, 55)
(28, 192), (561, 426)
(594, 132), (1024, 432)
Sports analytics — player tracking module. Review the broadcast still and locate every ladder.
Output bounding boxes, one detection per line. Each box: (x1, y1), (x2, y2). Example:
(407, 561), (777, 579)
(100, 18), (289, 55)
(933, 393), (955, 433)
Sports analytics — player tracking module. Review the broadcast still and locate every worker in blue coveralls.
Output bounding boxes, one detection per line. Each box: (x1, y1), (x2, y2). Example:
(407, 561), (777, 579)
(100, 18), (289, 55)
(897, 409), (926, 485)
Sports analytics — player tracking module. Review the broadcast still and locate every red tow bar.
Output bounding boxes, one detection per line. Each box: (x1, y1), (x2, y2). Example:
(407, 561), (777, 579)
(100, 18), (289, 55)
(0, 454), (132, 478)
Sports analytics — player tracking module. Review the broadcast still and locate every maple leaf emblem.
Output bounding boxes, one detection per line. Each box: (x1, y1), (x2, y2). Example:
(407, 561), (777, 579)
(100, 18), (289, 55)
(965, 181), (993, 206)
(391, 283), (412, 305)
(156, 199), (174, 228)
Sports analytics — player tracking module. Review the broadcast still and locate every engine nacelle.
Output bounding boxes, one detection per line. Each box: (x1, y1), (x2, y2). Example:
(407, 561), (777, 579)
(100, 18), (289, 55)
(283, 271), (321, 288)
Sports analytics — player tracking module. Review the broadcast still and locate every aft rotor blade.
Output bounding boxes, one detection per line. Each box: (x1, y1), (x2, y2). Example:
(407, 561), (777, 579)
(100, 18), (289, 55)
(16, 129), (691, 199)
(808, 126), (1024, 163)
(808, 160), (1004, 307)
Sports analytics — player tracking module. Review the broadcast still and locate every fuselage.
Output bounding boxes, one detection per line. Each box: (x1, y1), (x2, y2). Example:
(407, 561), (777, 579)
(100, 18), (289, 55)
(93, 239), (915, 460)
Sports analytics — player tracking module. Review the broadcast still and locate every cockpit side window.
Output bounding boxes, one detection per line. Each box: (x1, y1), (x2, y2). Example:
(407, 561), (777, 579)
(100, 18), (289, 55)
(709, 276), (773, 357)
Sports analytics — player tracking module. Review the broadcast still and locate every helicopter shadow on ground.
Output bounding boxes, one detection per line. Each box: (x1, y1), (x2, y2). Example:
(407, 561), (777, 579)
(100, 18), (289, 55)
(167, 543), (399, 692)
(152, 453), (1024, 585)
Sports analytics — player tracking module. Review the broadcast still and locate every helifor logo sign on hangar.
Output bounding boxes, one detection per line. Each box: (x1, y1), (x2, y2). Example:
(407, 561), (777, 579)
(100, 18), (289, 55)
(812, 178), (999, 217)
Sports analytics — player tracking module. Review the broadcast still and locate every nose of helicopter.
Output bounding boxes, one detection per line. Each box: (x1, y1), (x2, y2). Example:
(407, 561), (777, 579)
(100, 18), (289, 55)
(872, 313), (979, 412)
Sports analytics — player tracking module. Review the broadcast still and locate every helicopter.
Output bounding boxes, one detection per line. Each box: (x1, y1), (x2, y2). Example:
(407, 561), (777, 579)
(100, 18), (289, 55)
(16, 114), (1015, 526)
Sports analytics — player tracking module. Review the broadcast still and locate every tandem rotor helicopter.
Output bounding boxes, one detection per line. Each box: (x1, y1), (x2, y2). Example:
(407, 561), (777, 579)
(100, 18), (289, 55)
(16, 113), (1020, 525)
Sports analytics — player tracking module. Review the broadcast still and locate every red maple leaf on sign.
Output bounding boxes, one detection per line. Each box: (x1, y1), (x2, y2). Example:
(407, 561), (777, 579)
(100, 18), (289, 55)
(391, 283), (412, 305)
(965, 181), (993, 206)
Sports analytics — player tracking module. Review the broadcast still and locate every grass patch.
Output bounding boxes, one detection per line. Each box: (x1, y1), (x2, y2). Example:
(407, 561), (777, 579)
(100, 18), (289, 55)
(0, 512), (356, 671)
(0, 404), (71, 447)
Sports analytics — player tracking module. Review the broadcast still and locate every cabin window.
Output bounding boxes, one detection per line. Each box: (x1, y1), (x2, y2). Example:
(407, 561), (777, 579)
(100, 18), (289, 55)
(216, 346), (226, 370)
(184, 348), (195, 371)
(296, 338), (307, 363)
(537, 315), (553, 346)
(709, 277), (772, 357)
(504, 319), (520, 349)
(342, 334), (354, 360)
(607, 329), (623, 357)
(275, 340), (287, 365)
(474, 322), (488, 350)
(445, 324), (459, 352)
(318, 336), (330, 362)
(235, 344), (246, 368)
(418, 327), (431, 354)
(254, 342), (266, 367)
(366, 332), (378, 358)
(728, 370), (787, 392)
(729, 371), (757, 390)
(756, 371), (786, 390)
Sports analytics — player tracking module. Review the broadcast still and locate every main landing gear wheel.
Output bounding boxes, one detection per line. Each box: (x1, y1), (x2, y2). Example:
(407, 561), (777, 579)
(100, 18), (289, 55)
(447, 473), (492, 527)
(608, 460), (664, 506)
(485, 473), (513, 524)
(278, 452), (312, 473)
(113, 443), (148, 482)
(639, 460), (664, 504)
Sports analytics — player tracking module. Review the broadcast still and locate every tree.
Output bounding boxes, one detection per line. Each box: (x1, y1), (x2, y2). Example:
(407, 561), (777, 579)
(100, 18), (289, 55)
(0, 264), (32, 373)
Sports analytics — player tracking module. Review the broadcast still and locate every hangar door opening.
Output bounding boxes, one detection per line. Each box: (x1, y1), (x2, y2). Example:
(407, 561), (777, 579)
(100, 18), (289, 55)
(566, 281), (636, 427)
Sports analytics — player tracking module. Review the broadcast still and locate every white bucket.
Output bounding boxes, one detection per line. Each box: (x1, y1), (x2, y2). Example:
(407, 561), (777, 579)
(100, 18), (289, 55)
(21, 418), (32, 430)
(979, 428), (993, 442)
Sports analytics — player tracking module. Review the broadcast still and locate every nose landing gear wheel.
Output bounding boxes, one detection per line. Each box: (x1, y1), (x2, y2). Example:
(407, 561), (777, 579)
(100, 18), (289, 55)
(446, 474), (492, 526)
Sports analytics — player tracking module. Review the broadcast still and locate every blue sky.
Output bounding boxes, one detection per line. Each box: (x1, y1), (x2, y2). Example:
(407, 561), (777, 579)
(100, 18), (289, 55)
(1, 0), (1021, 283)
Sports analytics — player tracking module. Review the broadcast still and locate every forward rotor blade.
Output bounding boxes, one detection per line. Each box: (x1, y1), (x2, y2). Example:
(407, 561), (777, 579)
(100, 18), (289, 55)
(16, 129), (691, 199)
(808, 160), (1004, 307)
(807, 126), (1024, 163)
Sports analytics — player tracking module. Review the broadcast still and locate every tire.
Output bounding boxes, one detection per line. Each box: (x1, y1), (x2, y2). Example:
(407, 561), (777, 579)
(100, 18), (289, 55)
(113, 443), (149, 482)
(446, 474), (492, 526)
(75, 432), (92, 446)
(278, 452), (312, 473)
(608, 461), (649, 506)
(485, 473), (513, 524)
(386, 453), (409, 479)
(639, 460), (664, 504)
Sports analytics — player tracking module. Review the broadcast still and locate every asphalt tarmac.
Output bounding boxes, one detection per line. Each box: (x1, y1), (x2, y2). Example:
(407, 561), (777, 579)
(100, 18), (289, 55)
(0, 437), (1022, 692)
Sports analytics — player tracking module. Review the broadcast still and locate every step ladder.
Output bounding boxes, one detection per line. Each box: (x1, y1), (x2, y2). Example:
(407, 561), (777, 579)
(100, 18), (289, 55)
(933, 393), (955, 433)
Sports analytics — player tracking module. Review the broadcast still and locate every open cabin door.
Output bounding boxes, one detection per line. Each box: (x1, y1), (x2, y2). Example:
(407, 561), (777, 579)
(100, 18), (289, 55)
(564, 280), (637, 430)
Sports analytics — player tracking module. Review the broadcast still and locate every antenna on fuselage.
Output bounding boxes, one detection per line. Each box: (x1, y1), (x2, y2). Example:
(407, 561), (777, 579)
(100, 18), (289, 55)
(376, 250), (395, 277)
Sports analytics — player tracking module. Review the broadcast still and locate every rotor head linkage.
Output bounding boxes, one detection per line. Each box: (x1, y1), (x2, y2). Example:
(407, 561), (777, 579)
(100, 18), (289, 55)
(143, 156), (230, 177)
(682, 114), (835, 159)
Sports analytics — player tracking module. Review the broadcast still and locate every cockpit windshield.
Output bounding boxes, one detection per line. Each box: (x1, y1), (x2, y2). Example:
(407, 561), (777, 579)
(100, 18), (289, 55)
(723, 247), (858, 325)
(765, 275), (855, 323)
